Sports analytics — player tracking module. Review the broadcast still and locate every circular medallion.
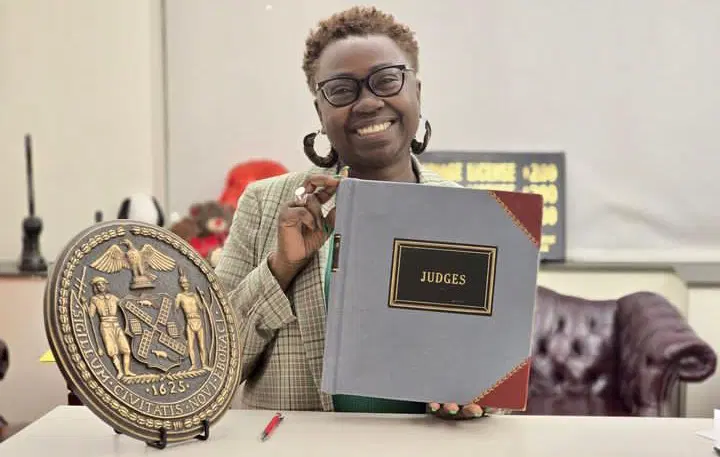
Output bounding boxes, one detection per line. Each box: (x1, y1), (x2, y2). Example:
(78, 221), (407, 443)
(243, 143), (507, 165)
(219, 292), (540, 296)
(44, 221), (240, 444)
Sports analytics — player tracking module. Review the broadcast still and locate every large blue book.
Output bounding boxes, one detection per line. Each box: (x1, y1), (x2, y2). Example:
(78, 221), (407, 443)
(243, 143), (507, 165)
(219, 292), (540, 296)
(321, 178), (543, 410)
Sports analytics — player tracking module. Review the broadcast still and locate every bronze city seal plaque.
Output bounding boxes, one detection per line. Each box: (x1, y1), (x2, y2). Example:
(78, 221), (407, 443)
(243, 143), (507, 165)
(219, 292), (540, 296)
(44, 221), (240, 446)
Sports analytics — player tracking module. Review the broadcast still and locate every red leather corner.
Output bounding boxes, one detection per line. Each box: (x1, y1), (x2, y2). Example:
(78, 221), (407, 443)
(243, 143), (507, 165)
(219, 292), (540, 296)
(488, 191), (543, 248)
(473, 358), (531, 410)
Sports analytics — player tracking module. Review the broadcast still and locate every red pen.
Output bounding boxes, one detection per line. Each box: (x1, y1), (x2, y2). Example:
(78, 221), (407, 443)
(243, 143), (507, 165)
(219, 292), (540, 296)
(260, 412), (284, 441)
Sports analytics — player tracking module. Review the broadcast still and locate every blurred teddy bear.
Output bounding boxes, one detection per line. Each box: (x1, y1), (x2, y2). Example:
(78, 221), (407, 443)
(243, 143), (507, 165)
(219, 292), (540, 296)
(170, 201), (233, 267)
(169, 160), (287, 267)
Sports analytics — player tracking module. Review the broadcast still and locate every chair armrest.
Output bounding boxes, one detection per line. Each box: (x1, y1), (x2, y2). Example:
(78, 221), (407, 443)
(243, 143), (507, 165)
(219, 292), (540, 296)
(616, 292), (717, 416)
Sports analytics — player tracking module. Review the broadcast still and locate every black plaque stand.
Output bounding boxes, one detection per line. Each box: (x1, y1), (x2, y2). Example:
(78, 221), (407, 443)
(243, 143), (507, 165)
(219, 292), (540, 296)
(113, 420), (210, 450)
(18, 134), (47, 273)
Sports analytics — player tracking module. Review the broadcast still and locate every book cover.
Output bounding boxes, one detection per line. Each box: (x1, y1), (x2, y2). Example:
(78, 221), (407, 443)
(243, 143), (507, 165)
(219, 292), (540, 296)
(321, 178), (543, 410)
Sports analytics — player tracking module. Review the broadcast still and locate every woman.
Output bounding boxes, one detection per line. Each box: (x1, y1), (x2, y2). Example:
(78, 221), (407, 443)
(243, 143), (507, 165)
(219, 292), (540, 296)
(215, 6), (483, 420)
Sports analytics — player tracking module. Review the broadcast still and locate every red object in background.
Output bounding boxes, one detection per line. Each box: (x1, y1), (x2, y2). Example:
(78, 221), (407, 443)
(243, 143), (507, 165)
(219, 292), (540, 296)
(190, 232), (227, 258)
(219, 159), (288, 208)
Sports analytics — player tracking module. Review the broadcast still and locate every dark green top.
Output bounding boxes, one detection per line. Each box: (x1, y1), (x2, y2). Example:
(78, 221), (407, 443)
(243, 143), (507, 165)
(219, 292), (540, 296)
(323, 231), (426, 414)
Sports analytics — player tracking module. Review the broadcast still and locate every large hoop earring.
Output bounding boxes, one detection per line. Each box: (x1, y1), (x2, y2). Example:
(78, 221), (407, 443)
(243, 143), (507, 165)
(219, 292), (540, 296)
(303, 130), (338, 168)
(411, 118), (432, 155)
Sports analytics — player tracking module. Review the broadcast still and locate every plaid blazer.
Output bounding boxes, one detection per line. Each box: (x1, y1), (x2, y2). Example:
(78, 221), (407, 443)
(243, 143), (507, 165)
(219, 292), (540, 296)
(215, 156), (460, 411)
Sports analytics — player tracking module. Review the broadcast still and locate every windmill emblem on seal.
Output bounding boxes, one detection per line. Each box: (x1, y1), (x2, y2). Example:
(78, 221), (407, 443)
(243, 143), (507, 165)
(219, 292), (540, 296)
(90, 238), (176, 289)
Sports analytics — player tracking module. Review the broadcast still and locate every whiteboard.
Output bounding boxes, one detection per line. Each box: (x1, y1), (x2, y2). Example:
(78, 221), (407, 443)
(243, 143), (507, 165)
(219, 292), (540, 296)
(164, 0), (720, 262)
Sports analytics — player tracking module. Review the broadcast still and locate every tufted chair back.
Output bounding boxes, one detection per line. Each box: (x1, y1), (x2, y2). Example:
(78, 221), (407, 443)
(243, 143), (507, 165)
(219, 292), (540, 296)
(523, 286), (717, 416)
(526, 287), (624, 415)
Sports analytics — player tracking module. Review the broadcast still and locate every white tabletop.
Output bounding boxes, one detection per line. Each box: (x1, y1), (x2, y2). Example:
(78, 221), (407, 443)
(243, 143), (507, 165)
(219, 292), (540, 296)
(0, 406), (714, 456)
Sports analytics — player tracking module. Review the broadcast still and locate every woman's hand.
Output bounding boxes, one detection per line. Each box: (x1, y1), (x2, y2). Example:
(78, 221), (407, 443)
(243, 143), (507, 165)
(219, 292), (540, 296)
(268, 175), (340, 290)
(427, 402), (486, 420)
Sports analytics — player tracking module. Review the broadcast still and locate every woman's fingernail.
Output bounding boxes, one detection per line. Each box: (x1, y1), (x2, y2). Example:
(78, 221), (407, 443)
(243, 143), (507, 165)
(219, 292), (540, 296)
(448, 408), (458, 415)
(429, 404), (439, 412)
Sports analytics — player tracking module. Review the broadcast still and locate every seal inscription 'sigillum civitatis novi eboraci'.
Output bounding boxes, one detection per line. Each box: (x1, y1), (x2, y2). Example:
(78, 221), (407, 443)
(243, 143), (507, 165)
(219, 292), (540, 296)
(44, 221), (241, 446)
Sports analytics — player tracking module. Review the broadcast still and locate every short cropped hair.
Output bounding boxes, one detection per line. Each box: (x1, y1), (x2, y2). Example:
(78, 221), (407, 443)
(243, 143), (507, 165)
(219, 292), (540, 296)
(302, 6), (419, 92)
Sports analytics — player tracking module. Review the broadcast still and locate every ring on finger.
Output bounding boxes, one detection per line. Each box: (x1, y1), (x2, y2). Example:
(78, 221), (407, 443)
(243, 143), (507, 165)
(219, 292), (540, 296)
(294, 186), (308, 205)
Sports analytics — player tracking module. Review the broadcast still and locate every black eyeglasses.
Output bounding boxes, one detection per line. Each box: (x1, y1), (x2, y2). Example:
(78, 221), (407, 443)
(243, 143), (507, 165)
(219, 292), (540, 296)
(316, 64), (415, 107)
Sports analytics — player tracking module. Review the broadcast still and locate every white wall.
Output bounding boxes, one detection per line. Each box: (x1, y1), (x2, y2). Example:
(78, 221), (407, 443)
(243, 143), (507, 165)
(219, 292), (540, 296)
(3, 1), (718, 263)
(0, 0), (166, 263)
(164, 0), (720, 263)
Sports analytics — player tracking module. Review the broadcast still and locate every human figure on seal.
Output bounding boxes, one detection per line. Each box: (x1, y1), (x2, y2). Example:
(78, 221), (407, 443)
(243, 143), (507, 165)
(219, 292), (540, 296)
(175, 269), (209, 371)
(86, 276), (136, 379)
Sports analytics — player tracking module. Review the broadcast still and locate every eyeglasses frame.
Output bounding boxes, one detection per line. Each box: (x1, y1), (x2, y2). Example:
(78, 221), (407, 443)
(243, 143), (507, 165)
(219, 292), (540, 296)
(315, 64), (416, 108)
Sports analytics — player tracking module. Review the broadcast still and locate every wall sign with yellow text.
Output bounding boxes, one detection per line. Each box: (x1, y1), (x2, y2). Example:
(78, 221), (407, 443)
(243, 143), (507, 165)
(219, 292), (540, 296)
(419, 151), (566, 262)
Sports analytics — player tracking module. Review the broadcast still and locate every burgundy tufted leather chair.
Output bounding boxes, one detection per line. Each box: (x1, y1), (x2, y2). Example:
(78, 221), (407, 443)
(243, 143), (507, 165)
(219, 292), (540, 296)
(523, 286), (717, 416)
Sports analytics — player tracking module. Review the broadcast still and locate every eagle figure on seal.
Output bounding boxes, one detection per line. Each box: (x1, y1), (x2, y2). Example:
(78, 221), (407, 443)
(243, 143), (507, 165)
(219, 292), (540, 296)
(90, 238), (176, 289)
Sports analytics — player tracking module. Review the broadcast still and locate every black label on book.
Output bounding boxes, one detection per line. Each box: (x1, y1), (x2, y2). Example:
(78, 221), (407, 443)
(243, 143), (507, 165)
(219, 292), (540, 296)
(387, 239), (497, 315)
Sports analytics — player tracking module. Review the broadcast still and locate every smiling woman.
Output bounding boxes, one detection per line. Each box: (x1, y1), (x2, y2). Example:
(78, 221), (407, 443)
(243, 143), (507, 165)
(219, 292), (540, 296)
(214, 6), (482, 421)
(309, 34), (421, 174)
(301, 8), (430, 181)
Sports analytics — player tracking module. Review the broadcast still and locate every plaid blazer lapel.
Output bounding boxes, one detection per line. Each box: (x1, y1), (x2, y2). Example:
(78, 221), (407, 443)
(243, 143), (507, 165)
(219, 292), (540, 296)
(291, 164), (335, 411)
